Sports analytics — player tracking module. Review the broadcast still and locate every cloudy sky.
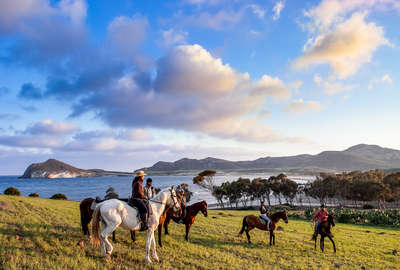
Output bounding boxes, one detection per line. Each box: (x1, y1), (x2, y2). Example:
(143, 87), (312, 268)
(0, 0), (399, 174)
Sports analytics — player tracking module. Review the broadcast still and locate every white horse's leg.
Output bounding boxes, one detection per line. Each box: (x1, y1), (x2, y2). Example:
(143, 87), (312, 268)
(100, 221), (107, 257)
(145, 230), (153, 263)
(101, 221), (119, 258)
(150, 230), (159, 262)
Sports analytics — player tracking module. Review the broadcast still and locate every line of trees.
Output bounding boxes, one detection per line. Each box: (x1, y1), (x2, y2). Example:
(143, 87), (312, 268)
(193, 170), (400, 209)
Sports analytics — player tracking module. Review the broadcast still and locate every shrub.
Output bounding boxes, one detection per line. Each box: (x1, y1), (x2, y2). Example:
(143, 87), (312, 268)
(28, 193), (40, 197)
(362, 204), (374, 209)
(4, 187), (21, 196)
(50, 193), (67, 200)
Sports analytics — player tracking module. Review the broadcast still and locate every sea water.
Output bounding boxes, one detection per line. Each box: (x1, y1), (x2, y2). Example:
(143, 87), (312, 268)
(0, 174), (315, 204)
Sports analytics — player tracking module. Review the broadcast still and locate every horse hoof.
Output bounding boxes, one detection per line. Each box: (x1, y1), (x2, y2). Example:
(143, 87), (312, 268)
(105, 254), (111, 261)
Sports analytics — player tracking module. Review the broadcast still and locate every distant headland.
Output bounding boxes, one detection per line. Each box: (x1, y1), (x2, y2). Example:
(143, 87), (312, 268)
(20, 159), (132, 179)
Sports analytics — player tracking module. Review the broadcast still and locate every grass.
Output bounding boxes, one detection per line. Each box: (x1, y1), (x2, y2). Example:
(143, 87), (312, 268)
(0, 195), (399, 270)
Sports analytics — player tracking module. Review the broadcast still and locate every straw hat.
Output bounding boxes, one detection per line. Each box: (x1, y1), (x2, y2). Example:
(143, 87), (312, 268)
(135, 170), (147, 177)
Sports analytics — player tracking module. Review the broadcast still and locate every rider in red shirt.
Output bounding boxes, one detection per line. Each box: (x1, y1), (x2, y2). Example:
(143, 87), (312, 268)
(311, 204), (329, 240)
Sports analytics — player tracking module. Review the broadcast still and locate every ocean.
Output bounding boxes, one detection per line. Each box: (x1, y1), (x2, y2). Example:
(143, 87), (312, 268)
(0, 174), (315, 204)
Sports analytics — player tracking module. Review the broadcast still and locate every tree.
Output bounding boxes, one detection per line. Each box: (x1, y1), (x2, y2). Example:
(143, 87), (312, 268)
(279, 177), (298, 205)
(383, 173), (400, 203)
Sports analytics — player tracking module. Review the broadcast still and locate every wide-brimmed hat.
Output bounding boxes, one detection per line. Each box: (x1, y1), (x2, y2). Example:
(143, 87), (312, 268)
(135, 170), (147, 177)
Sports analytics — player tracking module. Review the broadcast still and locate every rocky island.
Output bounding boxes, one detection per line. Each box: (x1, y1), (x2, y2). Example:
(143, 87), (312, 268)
(20, 159), (131, 178)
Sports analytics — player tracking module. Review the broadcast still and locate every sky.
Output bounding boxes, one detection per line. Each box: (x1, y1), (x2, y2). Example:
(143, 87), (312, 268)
(0, 0), (399, 175)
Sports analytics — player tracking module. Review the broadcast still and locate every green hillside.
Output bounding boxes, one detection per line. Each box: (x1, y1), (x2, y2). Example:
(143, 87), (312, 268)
(0, 195), (399, 270)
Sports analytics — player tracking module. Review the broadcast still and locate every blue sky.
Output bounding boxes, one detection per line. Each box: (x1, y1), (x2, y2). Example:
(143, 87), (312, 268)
(0, 0), (399, 174)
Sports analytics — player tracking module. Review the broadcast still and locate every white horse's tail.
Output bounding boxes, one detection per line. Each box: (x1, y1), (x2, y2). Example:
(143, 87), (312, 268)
(91, 205), (101, 247)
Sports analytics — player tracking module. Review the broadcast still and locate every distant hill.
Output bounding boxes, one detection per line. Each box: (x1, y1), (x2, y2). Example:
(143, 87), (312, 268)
(139, 144), (400, 174)
(20, 159), (131, 178)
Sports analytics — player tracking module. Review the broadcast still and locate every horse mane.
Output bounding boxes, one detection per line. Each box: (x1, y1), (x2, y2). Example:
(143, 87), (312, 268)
(270, 210), (287, 221)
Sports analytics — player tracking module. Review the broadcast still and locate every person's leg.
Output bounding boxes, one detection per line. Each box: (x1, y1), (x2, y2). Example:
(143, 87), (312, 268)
(138, 200), (148, 231)
(312, 221), (320, 239)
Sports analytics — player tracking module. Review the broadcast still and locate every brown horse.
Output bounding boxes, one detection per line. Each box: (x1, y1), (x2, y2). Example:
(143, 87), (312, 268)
(79, 197), (135, 243)
(158, 200), (208, 246)
(238, 210), (288, 245)
(314, 214), (336, 253)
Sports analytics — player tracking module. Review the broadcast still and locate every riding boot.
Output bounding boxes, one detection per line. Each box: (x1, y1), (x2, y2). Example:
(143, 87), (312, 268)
(139, 213), (148, 231)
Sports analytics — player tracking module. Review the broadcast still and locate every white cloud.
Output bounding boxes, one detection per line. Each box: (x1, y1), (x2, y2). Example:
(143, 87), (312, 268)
(107, 14), (148, 57)
(73, 44), (297, 143)
(381, 74), (392, 84)
(368, 74), (393, 90)
(289, 80), (303, 94)
(304, 0), (400, 32)
(249, 4), (266, 19)
(314, 74), (357, 95)
(295, 12), (390, 78)
(24, 120), (79, 135)
(284, 99), (323, 115)
(179, 9), (244, 30)
(272, 1), (285, 21)
(0, 0), (87, 33)
(251, 75), (291, 100)
(118, 129), (153, 141)
(161, 28), (188, 47)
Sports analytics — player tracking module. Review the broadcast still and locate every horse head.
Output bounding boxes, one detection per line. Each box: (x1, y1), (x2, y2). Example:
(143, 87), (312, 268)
(168, 186), (180, 213)
(328, 214), (335, 227)
(200, 200), (208, 217)
(281, 210), (289, 223)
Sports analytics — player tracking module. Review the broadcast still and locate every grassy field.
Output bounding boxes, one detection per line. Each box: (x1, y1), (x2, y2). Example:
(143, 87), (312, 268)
(0, 195), (399, 270)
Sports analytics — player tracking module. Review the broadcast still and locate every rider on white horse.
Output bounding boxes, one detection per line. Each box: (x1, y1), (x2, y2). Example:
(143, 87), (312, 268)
(129, 171), (149, 231)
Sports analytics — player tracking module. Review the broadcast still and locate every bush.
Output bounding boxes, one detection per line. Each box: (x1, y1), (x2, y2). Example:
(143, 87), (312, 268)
(50, 193), (67, 200)
(362, 204), (374, 209)
(28, 193), (40, 197)
(4, 187), (21, 196)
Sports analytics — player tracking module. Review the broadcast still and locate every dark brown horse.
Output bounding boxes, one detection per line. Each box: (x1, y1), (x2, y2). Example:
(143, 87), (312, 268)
(314, 214), (336, 253)
(158, 200), (208, 246)
(238, 210), (288, 245)
(79, 197), (135, 243)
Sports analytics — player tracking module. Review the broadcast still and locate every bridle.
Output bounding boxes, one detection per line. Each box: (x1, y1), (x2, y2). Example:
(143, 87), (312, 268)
(149, 189), (179, 209)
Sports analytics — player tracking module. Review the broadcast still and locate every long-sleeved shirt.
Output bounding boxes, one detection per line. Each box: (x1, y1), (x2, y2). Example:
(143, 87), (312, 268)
(312, 210), (329, 222)
(260, 205), (268, 215)
(132, 179), (147, 199)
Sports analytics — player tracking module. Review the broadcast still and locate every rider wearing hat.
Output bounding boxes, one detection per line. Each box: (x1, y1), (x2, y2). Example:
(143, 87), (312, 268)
(130, 170), (149, 231)
(259, 201), (270, 225)
(311, 204), (329, 240)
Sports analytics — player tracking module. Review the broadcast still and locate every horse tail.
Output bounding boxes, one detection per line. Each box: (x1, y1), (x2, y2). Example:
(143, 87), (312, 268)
(91, 205), (101, 247)
(238, 216), (247, 236)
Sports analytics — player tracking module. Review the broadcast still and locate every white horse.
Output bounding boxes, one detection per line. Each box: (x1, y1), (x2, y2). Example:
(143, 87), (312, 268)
(91, 187), (180, 263)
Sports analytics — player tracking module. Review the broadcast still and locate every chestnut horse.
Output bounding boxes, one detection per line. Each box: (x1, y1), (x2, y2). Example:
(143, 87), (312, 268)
(314, 214), (336, 253)
(158, 200), (208, 246)
(79, 197), (135, 243)
(238, 210), (288, 245)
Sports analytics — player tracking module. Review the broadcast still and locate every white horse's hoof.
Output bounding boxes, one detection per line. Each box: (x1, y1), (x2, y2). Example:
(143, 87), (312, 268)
(104, 254), (111, 261)
(145, 257), (152, 264)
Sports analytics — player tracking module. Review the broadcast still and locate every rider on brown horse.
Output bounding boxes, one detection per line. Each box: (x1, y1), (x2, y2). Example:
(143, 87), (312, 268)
(129, 171), (149, 231)
(259, 201), (270, 225)
(311, 204), (329, 240)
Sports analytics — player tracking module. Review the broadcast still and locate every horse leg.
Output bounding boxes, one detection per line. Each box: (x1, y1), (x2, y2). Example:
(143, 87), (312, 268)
(150, 231), (159, 262)
(245, 227), (252, 244)
(164, 216), (170, 235)
(185, 224), (191, 241)
(131, 231), (136, 242)
(273, 232), (275, 245)
(100, 220), (117, 258)
(320, 236), (325, 252)
(314, 235), (317, 250)
(327, 235), (336, 253)
(145, 230), (153, 263)
(158, 223), (163, 247)
(112, 231), (116, 242)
